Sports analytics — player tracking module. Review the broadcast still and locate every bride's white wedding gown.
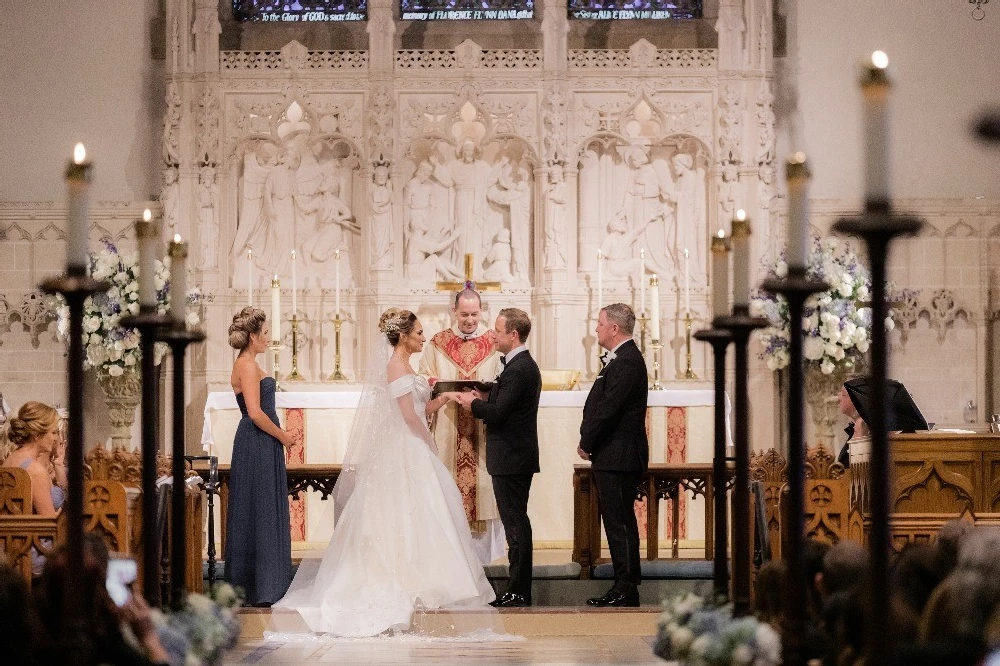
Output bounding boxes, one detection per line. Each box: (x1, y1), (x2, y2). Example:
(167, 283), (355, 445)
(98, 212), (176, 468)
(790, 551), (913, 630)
(272, 373), (496, 637)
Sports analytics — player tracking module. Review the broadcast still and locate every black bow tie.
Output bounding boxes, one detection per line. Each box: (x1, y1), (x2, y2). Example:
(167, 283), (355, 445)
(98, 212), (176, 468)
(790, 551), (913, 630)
(500, 355), (507, 367)
(600, 351), (609, 363)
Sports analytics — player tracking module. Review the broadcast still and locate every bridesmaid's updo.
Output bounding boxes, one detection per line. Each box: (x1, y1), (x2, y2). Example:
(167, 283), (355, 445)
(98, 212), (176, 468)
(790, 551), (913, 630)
(4, 401), (59, 447)
(378, 308), (417, 346)
(228, 307), (267, 351)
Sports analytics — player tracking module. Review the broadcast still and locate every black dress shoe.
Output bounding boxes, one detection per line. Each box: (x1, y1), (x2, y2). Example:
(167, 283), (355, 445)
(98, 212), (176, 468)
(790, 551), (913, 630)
(489, 592), (531, 607)
(591, 591), (640, 608)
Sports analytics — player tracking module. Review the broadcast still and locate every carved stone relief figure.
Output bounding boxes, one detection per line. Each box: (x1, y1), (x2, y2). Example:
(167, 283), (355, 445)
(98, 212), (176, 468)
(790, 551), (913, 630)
(198, 165), (219, 270)
(600, 210), (653, 278)
(485, 159), (533, 284)
(369, 164), (393, 270)
(622, 144), (674, 276)
(431, 140), (497, 265)
(483, 228), (515, 282)
(403, 161), (461, 282)
(543, 163), (568, 269)
(668, 153), (707, 281)
(162, 166), (179, 233)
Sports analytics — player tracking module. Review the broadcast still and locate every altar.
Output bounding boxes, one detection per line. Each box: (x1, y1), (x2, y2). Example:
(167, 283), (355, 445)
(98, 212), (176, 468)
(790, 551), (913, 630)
(202, 387), (731, 548)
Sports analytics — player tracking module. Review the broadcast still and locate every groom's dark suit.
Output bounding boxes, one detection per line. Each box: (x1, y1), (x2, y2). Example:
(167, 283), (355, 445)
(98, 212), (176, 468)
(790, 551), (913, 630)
(471, 349), (542, 601)
(580, 339), (649, 597)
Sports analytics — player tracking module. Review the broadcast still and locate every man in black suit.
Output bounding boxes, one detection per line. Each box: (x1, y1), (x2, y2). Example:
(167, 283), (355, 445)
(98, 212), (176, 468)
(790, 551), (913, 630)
(456, 307), (542, 607)
(579, 303), (649, 607)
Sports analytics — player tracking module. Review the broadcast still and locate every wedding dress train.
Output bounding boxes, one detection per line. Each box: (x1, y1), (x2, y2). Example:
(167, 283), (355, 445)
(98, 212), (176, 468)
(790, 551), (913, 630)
(272, 372), (496, 637)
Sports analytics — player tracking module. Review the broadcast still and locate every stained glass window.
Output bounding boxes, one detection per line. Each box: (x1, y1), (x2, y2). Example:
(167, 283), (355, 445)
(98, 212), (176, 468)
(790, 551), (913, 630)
(568, 0), (701, 20)
(233, 1), (367, 22)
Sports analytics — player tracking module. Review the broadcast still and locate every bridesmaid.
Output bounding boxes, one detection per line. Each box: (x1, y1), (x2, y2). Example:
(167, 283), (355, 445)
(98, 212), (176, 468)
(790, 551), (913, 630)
(224, 307), (294, 606)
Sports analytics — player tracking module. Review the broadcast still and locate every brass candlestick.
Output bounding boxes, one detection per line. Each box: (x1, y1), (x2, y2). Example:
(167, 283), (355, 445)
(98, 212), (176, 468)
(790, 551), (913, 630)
(287, 314), (305, 381)
(269, 341), (285, 391)
(683, 313), (698, 380)
(327, 313), (348, 382)
(637, 312), (649, 356)
(650, 340), (663, 390)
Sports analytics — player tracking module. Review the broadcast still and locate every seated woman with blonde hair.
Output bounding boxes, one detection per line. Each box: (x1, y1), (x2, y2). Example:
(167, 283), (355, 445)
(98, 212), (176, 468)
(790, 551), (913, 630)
(1, 401), (66, 517)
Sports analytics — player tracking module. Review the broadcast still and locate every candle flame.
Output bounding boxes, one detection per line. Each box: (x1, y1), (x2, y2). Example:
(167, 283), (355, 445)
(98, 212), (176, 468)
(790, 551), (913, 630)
(73, 143), (86, 164)
(717, 229), (725, 239)
(142, 209), (152, 222)
(335, 249), (341, 260)
(247, 247), (253, 259)
(597, 249), (602, 259)
(791, 151), (807, 164)
(173, 233), (182, 243)
(291, 250), (296, 260)
(736, 209), (747, 221)
(684, 248), (689, 258)
(871, 50), (889, 69)
(640, 248), (644, 259)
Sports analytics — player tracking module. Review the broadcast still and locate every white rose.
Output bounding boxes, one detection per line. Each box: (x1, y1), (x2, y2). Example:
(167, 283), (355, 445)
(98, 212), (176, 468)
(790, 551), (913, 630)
(90, 333), (103, 346)
(774, 260), (788, 278)
(126, 281), (139, 293)
(154, 276), (166, 291)
(885, 317), (895, 331)
(124, 354), (136, 366)
(820, 359), (835, 375)
(129, 301), (140, 315)
(858, 286), (870, 302)
(802, 313), (819, 333)
(857, 338), (870, 353)
(832, 346), (846, 361)
(853, 327), (868, 345)
(83, 316), (101, 333)
(671, 626), (694, 652)
(823, 342), (840, 358)
(767, 356), (781, 371)
(841, 321), (857, 340)
(108, 364), (124, 377)
(804, 336), (824, 361)
(732, 643), (754, 665)
(186, 311), (200, 327)
(838, 281), (853, 298)
(109, 347), (123, 361)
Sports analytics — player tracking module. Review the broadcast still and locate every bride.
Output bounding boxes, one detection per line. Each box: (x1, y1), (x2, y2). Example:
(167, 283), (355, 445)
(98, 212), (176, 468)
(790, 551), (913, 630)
(272, 308), (496, 636)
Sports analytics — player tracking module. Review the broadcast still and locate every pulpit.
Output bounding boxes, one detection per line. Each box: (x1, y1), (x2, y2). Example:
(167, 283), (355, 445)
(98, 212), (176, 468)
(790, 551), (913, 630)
(849, 432), (1000, 550)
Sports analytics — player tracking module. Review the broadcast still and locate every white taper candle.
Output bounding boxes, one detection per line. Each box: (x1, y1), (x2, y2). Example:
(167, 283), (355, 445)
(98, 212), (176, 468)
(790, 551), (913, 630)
(650, 274), (661, 342)
(136, 209), (159, 309)
(168, 234), (188, 324)
(862, 51), (891, 207)
(66, 143), (92, 273)
(270, 275), (280, 343)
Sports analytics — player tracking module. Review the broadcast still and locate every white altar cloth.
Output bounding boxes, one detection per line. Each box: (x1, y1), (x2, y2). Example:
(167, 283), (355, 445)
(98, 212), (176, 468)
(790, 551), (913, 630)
(202, 387), (731, 549)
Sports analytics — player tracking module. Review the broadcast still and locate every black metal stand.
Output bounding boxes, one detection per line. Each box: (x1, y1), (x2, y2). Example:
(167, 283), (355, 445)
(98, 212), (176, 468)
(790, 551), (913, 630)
(693, 327), (733, 604)
(833, 209), (923, 666)
(160, 327), (206, 610)
(121, 309), (172, 605)
(185, 455), (219, 591)
(760, 271), (828, 666)
(41, 271), (109, 661)
(714, 310), (768, 617)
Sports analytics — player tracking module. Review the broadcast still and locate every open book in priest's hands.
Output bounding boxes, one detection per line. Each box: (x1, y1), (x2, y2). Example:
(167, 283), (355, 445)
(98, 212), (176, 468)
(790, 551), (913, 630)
(431, 379), (495, 396)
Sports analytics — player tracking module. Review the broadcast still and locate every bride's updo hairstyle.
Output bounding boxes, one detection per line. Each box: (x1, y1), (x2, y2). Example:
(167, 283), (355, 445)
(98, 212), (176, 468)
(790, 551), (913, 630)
(378, 308), (417, 346)
(228, 306), (267, 352)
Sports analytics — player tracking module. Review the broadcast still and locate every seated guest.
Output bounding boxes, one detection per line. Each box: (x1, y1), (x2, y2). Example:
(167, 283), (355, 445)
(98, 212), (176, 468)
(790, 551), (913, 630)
(35, 536), (171, 666)
(1, 401), (66, 516)
(0, 560), (46, 666)
(2, 402), (66, 575)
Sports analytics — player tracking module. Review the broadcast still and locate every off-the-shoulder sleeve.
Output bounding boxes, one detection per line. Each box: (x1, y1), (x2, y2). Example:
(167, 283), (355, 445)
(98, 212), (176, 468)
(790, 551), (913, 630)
(389, 375), (416, 398)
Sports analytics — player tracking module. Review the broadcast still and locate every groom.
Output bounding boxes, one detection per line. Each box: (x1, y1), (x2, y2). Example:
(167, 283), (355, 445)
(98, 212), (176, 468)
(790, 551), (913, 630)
(456, 307), (541, 607)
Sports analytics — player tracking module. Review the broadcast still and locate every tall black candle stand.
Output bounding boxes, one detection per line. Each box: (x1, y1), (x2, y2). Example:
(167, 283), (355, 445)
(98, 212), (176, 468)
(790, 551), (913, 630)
(693, 326), (733, 603)
(121, 309), (172, 605)
(760, 270), (827, 666)
(185, 455), (219, 590)
(41, 271), (109, 659)
(714, 309), (767, 617)
(159, 326), (206, 610)
(833, 209), (923, 666)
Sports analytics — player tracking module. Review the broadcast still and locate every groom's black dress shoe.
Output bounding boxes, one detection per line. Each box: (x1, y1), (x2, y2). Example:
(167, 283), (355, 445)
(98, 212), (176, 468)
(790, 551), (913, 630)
(587, 590), (640, 607)
(490, 592), (531, 607)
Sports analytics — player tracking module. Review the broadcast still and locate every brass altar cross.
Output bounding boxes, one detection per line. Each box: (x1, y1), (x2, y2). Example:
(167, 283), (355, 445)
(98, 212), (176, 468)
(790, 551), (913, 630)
(435, 253), (502, 292)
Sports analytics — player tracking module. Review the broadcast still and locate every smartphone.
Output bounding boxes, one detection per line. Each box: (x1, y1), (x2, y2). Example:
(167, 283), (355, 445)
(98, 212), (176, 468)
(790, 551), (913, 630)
(106, 556), (137, 607)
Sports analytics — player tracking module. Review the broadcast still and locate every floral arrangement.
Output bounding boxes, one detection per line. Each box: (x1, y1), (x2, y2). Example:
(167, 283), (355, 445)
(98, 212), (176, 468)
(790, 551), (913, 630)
(750, 237), (893, 375)
(654, 592), (781, 666)
(153, 582), (242, 666)
(55, 241), (202, 377)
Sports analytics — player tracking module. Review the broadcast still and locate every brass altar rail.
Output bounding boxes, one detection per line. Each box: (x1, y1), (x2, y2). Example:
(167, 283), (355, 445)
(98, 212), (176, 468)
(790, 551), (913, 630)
(192, 463), (342, 554)
(572, 463), (735, 579)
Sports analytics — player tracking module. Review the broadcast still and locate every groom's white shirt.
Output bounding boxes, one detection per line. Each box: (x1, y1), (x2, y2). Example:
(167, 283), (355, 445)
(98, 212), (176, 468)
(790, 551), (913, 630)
(500, 344), (528, 371)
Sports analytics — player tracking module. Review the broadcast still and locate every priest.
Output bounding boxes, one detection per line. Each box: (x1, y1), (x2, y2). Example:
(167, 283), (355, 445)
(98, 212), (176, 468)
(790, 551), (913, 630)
(419, 285), (506, 564)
